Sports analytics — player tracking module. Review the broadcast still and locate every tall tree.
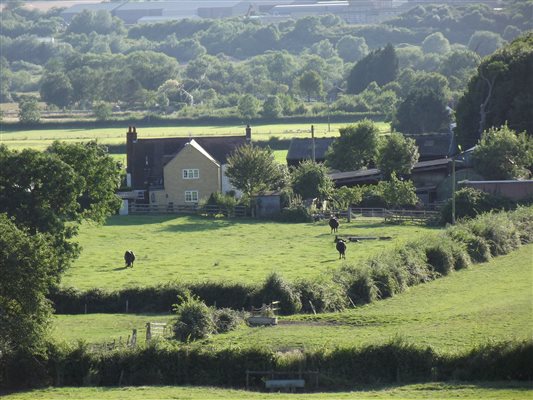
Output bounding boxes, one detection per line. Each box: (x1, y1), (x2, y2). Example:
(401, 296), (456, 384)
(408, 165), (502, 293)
(290, 160), (334, 200)
(39, 71), (73, 108)
(17, 96), (40, 123)
(326, 119), (380, 172)
(456, 33), (533, 148)
(297, 70), (323, 102)
(392, 87), (451, 135)
(377, 133), (420, 179)
(225, 144), (284, 200)
(346, 43), (399, 94)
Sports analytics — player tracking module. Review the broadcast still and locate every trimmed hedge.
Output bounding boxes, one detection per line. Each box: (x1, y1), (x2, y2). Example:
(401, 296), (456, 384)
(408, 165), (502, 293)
(2, 339), (531, 389)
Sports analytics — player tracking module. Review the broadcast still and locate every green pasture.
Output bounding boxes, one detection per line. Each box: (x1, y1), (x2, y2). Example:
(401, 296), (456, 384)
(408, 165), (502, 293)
(63, 215), (437, 290)
(0, 122), (391, 152)
(3, 382), (532, 399)
(53, 245), (533, 353)
(204, 244), (533, 353)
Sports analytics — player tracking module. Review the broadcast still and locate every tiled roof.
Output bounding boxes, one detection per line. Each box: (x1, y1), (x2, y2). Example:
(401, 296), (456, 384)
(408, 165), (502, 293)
(286, 138), (336, 162)
(129, 135), (246, 189)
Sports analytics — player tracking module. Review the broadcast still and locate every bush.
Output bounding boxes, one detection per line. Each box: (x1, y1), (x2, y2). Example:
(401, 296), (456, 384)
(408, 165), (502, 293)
(334, 265), (378, 305)
(446, 225), (491, 263)
(440, 187), (512, 224)
(467, 213), (521, 256)
(424, 238), (456, 276)
(397, 243), (434, 285)
(508, 206), (533, 244)
(255, 272), (302, 315)
(172, 294), (215, 342)
(213, 308), (242, 333)
(279, 204), (313, 222)
(296, 278), (347, 313)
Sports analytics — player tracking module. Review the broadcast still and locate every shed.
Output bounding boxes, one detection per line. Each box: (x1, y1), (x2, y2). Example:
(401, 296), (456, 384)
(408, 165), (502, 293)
(254, 191), (282, 218)
(460, 180), (533, 202)
(286, 138), (335, 167)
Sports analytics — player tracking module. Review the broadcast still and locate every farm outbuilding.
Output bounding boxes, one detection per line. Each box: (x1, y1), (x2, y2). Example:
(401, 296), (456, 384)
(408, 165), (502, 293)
(254, 191), (282, 218)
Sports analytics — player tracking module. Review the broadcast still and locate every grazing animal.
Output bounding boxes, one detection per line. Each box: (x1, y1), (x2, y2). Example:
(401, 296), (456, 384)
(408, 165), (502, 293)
(329, 216), (339, 233)
(124, 250), (136, 268)
(335, 238), (347, 259)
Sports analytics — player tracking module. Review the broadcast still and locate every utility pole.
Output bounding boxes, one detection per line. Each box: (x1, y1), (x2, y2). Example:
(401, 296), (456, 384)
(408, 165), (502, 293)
(311, 125), (316, 163)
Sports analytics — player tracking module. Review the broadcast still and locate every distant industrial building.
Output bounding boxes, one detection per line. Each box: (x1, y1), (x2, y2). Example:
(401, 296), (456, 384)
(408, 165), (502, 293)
(59, 0), (504, 25)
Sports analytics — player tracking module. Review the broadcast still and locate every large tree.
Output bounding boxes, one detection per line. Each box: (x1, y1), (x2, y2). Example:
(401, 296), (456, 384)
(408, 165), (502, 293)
(392, 86), (451, 135)
(225, 144), (284, 200)
(297, 70), (323, 102)
(377, 133), (420, 179)
(346, 43), (399, 94)
(290, 160), (334, 200)
(472, 125), (532, 180)
(0, 143), (121, 361)
(455, 33), (533, 148)
(0, 214), (59, 356)
(326, 119), (380, 172)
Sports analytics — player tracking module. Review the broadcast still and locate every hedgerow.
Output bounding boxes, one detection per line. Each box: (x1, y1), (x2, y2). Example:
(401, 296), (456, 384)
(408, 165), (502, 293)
(2, 338), (531, 389)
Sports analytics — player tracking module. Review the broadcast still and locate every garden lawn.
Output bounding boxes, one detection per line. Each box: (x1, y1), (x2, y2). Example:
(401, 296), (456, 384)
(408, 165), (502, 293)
(63, 215), (435, 290)
(3, 382), (532, 399)
(0, 122), (390, 152)
(53, 245), (533, 353)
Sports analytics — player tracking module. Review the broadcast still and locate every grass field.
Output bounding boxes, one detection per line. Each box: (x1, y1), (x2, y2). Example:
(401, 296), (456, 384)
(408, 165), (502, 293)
(52, 244), (533, 353)
(63, 215), (437, 290)
(0, 122), (391, 152)
(3, 382), (532, 399)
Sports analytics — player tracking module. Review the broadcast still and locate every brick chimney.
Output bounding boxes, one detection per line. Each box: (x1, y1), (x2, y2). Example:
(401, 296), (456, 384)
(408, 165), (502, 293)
(126, 126), (137, 186)
(245, 124), (251, 143)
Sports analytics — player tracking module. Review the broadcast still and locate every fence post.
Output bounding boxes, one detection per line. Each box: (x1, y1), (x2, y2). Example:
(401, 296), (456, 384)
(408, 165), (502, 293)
(126, 299), (129, 313)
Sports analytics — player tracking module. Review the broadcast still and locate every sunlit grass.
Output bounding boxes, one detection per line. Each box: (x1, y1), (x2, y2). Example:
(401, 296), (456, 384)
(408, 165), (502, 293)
(3, 382), (532, 399)
(53, 245), (533, 353)
(64, 215), (435, 290)
(0, 121), (391, 152)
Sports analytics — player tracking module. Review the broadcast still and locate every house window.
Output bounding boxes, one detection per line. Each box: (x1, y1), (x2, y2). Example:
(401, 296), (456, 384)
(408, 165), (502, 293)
(183, 169), (199, 179)
(185, 190), (199, 203)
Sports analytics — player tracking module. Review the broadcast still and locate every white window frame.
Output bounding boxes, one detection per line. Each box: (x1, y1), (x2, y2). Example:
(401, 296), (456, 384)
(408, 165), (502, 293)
(185, 190), (199, 203)
(182, 169), (199, 179)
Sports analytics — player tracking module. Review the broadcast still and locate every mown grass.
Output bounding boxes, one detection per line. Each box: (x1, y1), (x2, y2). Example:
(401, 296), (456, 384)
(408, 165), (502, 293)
(63, 215), (434, 290)
(3, 382), (532, 399)
(0, 122), (391, 151)
(53, 244), (533, 353)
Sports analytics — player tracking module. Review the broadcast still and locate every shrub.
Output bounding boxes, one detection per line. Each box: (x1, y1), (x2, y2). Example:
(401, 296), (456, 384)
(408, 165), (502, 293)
(508, 206), (533, 244)
(367, 256), (406, 299)
(424, 238), (456, 276)
(446, 225), (491, 263)
(279, 204), (313, 222)
(296, 278), (347, 313)
(255, 272), (302, 315)
(213, 308), (243, 333)
(172, 294), (215, 342)
(397, 243), (433, 285)
(440, 187), (512, 224)
(334, 265), (378, 305)
(467, 213), (521, 256)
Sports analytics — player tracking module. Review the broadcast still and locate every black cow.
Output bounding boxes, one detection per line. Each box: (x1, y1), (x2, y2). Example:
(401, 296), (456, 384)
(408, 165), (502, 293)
(124, 250), (136, 268)
(329, 216), (339, 233)
(335, 238), (346, 259)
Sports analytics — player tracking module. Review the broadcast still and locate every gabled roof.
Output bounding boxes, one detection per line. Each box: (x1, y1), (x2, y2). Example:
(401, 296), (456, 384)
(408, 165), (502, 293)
(128, 134), (246, 190)
(179, 139), (220, 166)
(286, 138), (335, 164)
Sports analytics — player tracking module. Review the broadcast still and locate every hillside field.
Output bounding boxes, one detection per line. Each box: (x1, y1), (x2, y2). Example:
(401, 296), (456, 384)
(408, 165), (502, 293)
(63, 215), (437, 290)
(53, 244), (533, 353)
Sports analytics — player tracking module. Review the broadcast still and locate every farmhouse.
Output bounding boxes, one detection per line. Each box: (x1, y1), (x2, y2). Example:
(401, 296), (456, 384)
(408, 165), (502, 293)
(124, 126), (250, 210)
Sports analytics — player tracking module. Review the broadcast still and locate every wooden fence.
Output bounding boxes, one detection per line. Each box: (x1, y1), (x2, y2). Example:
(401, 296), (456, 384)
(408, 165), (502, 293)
(129, 203), (248, 217)
(348, 207), (439, 223)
